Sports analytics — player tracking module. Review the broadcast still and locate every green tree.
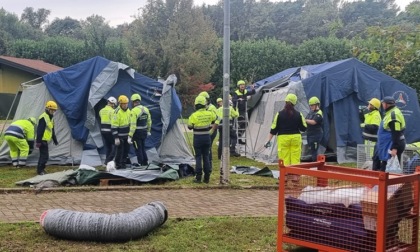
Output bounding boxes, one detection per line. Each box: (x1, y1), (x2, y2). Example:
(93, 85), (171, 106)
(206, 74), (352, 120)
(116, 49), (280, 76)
(20, 7), (51, 29)
(9, 37), (87, 67)
(45, 17), (83, 38)
(338, 0), (399, 38)
(80, 15), (113, 57)
(352, 25), (420, 93)
(0, 8), (42, 43)
(128, 0), (219, 103)
(293, 37), (352, 66)
(397, 1), (420, 24)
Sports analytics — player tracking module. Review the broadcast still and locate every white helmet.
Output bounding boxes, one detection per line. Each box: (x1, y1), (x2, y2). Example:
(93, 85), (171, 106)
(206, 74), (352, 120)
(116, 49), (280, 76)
(107, 96), (117, 104)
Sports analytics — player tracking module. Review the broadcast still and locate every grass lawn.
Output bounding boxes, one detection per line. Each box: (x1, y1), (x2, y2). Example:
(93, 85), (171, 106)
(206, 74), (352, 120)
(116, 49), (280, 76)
(0, 131), (415, 251)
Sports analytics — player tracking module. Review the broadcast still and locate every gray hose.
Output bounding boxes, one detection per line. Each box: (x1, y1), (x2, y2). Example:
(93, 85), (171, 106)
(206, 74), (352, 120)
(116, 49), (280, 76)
(40, 201), (168, 242)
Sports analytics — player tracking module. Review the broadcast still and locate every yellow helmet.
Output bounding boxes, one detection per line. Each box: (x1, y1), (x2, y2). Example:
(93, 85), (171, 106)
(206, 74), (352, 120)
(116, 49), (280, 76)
(368, 98), (380, 110)
(285, 94), (297, 105)
(198, 91), (209, 99)
(118, 95), (129, 104)
(237, 80), (246, 87)
(131, 93), (141, 102)
(28, 117), (37, 125)
(216, 98), (222, 103)
(46, 101), (58, 110)
(195, 95), (207, 106)
(308, 96), (320, 106)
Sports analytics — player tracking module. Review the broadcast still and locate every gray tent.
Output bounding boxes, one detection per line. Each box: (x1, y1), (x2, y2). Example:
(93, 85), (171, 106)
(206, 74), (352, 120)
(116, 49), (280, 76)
(0, 57), (194, 167)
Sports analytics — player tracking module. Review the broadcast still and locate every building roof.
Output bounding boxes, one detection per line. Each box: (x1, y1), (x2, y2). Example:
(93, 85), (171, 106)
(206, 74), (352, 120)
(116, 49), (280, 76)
(0, 55), (62, 76)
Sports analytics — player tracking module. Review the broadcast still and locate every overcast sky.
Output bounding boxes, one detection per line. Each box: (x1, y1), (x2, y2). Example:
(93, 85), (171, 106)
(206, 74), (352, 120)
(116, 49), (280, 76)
(1, 0), (413, 27)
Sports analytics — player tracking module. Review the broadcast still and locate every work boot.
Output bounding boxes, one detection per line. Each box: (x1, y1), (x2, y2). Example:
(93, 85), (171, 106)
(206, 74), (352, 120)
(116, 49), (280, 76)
(38, 170), (47, 175)
(131, 163), (141, 168)
(203, 174), (210, 184)
(193, 175), (202, 183)
(230, 152), (241, 157)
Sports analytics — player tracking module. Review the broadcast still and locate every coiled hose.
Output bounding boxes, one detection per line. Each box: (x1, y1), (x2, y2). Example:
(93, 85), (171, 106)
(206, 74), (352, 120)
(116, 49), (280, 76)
(40, 201), (168, 242)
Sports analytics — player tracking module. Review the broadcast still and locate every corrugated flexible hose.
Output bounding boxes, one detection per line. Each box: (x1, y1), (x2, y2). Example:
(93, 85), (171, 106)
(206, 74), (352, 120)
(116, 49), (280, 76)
(40, 201), (168, 242)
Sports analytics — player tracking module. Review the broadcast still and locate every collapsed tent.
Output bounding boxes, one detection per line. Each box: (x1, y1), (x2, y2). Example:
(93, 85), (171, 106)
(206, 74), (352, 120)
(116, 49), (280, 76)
(245, 58), (420, 163)
(0, 56), (194, 166)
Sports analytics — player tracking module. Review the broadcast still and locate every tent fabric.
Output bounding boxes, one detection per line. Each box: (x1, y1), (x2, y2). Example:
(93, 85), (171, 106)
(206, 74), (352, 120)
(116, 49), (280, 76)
(15, 169), (78, 186)
(230, 166), (279, 178)
(0, 56), (194, 166)
(15, 165), (182, 186)
(246, 58), (420, 163)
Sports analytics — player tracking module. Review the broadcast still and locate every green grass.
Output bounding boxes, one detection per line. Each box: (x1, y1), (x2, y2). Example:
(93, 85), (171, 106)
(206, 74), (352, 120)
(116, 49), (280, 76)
(0, 218), (276, 252)
(0, 217), (317, 252)
(0, 132), (364, 252)
(0, 131), (279, 188)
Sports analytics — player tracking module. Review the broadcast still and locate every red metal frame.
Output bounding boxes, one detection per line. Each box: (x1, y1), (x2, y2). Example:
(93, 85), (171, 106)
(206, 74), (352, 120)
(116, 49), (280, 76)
(277, 155), (420, 252)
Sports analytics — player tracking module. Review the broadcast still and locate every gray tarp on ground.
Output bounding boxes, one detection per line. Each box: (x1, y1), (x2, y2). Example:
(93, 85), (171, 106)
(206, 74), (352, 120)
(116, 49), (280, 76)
(16, 164), (181, 186)
(231, 166), (279, 179)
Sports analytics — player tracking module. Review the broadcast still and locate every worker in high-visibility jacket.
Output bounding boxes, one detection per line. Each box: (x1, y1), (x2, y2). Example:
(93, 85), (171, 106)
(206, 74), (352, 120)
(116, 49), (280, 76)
(188, 95), (217, 184)
(199, 91), (218, 167)
(216, 97), (239, 159)
(360, 98), (381, 163)
(373, 96), (406, 171)
(36, 101), (59, 175)
(265, 93), (307, 184)
(4, 117), (37, 167)
(128, 93), (151, 167)
(99, 96), (117, 165)
(231, 80), (256, 144)
(305, 96), (324, 161)
(111, 95), (131, 169)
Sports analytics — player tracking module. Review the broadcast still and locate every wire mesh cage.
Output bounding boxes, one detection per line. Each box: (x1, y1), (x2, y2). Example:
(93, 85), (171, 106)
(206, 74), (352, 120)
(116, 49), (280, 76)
(357, 143), (376, 169)
(357, 144), (420, 174)
(277, 156), (419, 252)
(401, 146), (420, 175)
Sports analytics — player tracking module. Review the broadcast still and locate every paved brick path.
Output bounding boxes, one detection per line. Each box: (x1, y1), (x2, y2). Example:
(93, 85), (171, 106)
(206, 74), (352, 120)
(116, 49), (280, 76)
(0, 188), (279, 223)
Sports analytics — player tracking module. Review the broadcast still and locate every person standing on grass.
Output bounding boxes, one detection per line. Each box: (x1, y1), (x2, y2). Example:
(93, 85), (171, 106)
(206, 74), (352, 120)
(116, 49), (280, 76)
(216, 97), (239, 158)
(128, 93), (152, 167)
(188, 95), (217, 184)
(99, 96), (117, 166)
(36, 101), (59, 175)
(199, 91), (218, 167)
(4, 117), (37, 168)
(373, 96), (406, 171)
(112, 95), (131, 170)
(265, 93), (307, 184)
(305, 96), (323, 162)
(360, 98), (381, 168)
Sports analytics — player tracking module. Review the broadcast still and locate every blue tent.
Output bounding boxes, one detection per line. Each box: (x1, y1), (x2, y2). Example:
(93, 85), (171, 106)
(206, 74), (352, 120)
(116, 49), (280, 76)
(248, 58), (420, 163)
(0, 56), (194, 166)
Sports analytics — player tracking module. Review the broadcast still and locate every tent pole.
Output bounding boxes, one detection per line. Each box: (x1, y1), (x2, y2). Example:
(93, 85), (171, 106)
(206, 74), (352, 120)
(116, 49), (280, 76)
(180, 116), (195, 156)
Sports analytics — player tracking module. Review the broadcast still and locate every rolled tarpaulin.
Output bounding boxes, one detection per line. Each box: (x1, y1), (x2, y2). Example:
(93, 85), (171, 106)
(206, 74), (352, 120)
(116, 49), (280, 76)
(40, 201), (168, 242)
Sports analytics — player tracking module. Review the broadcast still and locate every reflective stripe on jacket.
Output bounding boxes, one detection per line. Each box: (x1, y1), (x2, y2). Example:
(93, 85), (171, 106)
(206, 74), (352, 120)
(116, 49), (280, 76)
(111, 107), (131, 138)
(99, 105), (114, 132)
(5, 119), (35, 141)
(187, 109), (217, 135)
(362, 110), (381, 141)
(129, 105), (152, 137)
